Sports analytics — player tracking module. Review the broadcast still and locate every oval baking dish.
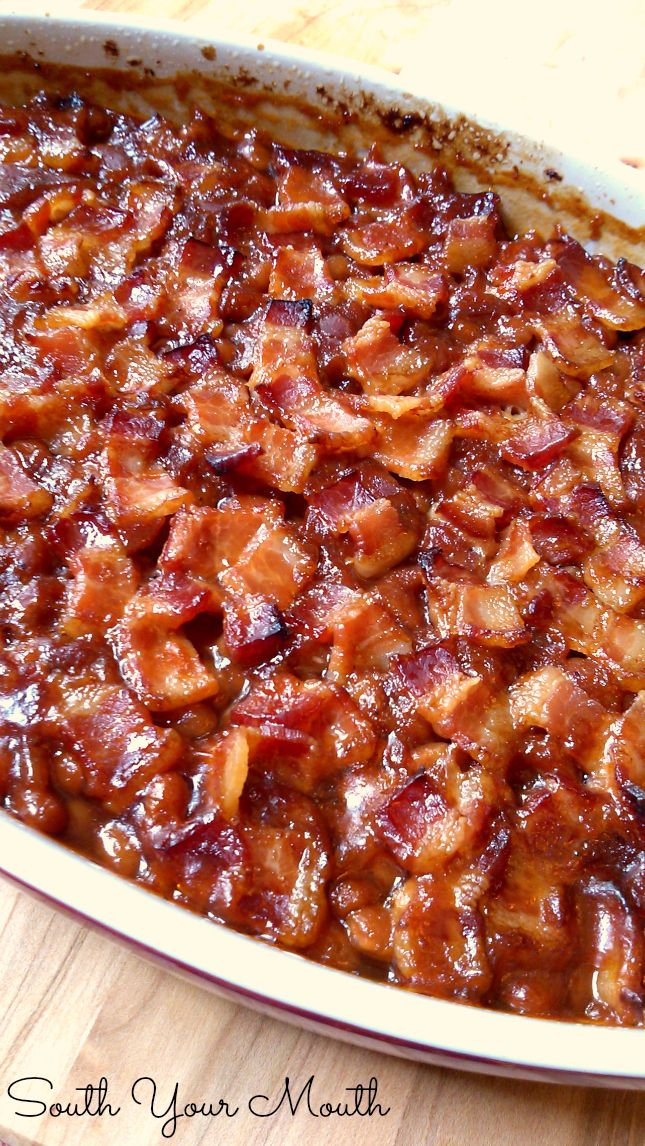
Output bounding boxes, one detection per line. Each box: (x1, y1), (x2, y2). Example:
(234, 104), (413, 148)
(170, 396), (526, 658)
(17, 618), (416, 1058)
(0, 6), (644, 1088)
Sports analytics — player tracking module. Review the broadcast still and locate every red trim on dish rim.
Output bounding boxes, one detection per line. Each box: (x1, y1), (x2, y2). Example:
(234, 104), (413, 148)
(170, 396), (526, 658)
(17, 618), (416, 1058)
(1, 861), (643, 1090)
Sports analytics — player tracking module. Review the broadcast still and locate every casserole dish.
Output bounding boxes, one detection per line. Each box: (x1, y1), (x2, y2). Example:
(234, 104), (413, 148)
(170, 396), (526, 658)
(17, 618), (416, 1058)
(0, 5), (644, 1087)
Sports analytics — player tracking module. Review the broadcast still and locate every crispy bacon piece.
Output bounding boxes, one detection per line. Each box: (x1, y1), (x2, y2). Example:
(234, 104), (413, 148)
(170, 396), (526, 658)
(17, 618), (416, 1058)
(179, 369), (248, 440)
(376, 750), (492, 874)
(41, 293), (128, 332)
(502, 417), (576, 470)
(251, 300), (374, 449)
(260, 371), (376, 451)
(555, 237), (645, 332)
(392, 874), (492, 999)
(558, 483), (619, 548)
(0, 163), (77, 208)
(350, 497), (421, 578)
(230, 671), (377, 786)
(57, 681), (182, 813)
(443, 215), (498, 274)
(509, 666), (609, 766)
(584, 535), (645, 614)
(608, 693), (645, 816)
(439, 482), (505, 538)
(63, 536), (138, 636)
(149, 498), (284, 624)
(113, 596), (220, 712)
(388, 644), (513, 766)
(342, 202), (430, 265)
(237, 779), (332, 948)
(103, 465), (191, 548)
(367, 408), (453, 481)
(219, 522), (317, 609)
(343, 158), (415, 207)
(472, 466), (527, 513)
(526, 348), (577, 413)
(566, 393), (634, 440)
(427, 581), (527, 647)
(161, 237), (230, 338)
(600, 614), (645, 690)
(249, 298), (314, 385)
(166, 494), (277, 564)
(344, 265), (448, 319)
(487, 519), (540, 584)
(285, 577), (357, 643)
(621, 423), (645, 510)
(108, 339), (176, 396)
(529, 515), (591, 567)
(537, 311), (615, 378)
(179, 366), (319, 493)
(0, 445), (52, 521)
(27, 322), (100, 377)
(308, 463), (422, 577)
(343, 313), (432, 394)
(263, 166), (350, 236)
(325, 591), (412, 680)
(463, 365), (528, 406)
(223, 594), (288, 666)
(573, 878), (644, 1025)
(123, 179), (176, 259)
(194, 726), (251, 820)
(390, 644), (484, 726)
(538, 565), (645, 689)
(231, 671), (322, 743)
(0, 381), (65, 444)
(491, 255), (559, 300)
(101, 413), (192, 550)
(268, 243), (335, 303)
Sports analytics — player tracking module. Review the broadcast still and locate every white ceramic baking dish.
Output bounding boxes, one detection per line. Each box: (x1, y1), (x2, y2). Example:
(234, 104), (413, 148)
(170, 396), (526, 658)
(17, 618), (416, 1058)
(0, 5), (643, 1088)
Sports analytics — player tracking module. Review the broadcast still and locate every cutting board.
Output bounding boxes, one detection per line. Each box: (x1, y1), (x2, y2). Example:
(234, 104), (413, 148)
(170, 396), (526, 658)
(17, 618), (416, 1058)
(0, 1), (644, 1143)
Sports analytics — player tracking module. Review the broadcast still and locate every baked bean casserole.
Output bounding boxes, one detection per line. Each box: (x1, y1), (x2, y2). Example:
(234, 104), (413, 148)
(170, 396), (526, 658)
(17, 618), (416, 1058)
(0, 91), (644, 1026)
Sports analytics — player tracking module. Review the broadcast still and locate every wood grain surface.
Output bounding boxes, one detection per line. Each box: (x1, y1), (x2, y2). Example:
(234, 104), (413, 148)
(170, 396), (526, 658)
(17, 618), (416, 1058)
(0, 2), (644, 1144)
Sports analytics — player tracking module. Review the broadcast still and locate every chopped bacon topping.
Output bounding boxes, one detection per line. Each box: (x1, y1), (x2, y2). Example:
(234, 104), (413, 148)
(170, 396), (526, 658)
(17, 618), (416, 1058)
(427, 581), (528, 647)
(251, 300), (375, 450)
(343, 313), (432, 394)
(343, 203), (430, 265)
(376, 747), (494, 874)
(194, 726), (251, 820)
(367, 408), (453, 481)
(443, 215), (498, 274)
(54, 680), (183, 813)
(113, 595), (220, 712)
(178, 363), (319, 493)
(63, 537), (138, 635)
(0, 445), (52, 521)
(263, 165), (350, 236)
(501, 418), (577, 470)
(555, 236), (645, 332)
(344, 265), (448, 319)
(0, 92), (643, 1029)
(219, 521), (318, 609)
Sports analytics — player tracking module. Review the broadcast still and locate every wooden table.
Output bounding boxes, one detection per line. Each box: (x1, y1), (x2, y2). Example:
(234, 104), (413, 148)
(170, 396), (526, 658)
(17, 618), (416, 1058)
(0, 2), (643, 1143)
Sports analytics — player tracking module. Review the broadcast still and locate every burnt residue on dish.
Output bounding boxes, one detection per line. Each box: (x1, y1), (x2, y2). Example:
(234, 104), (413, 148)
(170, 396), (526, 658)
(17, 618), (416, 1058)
(0, 52), (641, 262)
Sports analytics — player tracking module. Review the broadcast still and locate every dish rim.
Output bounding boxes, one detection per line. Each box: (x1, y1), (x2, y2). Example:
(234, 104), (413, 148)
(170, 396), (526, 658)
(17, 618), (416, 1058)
(3, 813), (645, 1087)
(0, 5), (643, 1087)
